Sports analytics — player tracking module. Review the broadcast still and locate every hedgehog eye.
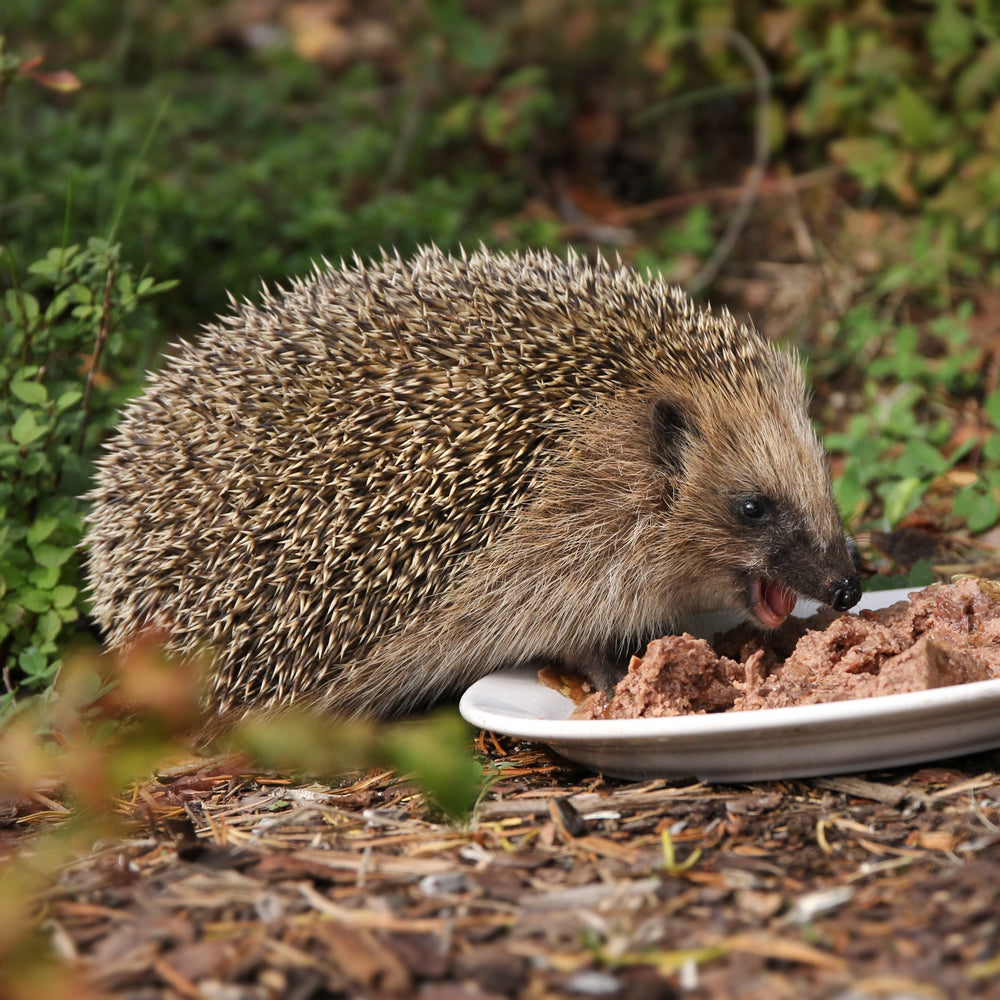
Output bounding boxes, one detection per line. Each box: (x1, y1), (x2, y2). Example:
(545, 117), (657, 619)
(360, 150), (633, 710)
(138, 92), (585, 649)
(735, 495), (773, 523)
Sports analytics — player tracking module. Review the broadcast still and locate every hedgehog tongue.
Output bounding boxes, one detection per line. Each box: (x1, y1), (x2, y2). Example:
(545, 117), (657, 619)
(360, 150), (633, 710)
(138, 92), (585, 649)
(753, 577), (797, 628)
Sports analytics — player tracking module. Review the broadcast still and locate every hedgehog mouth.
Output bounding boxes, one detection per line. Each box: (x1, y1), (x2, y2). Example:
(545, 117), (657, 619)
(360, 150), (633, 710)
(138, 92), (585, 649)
(750, 577), (798, 628)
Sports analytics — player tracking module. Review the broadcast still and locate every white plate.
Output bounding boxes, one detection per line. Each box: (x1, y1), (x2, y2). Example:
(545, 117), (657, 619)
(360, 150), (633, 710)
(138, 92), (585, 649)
(459, 588), (1000, 781)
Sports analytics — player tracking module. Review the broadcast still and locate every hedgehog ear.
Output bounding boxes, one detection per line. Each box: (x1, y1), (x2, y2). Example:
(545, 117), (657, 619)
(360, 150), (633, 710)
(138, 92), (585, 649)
(650, 399), (691, 476)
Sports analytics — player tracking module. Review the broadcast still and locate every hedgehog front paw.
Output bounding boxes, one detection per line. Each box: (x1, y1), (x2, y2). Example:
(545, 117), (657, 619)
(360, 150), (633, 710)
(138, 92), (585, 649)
(567, 652), (629, 696)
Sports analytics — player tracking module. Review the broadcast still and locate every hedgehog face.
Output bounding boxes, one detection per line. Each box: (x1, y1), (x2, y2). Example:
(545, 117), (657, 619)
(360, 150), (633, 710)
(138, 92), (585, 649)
(646, 378), (861, 630)
(724, 489), (861, 626)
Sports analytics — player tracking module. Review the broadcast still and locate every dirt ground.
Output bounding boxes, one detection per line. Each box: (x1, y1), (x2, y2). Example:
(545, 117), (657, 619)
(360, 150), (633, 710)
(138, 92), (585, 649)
(20, 732), (1000, 1000)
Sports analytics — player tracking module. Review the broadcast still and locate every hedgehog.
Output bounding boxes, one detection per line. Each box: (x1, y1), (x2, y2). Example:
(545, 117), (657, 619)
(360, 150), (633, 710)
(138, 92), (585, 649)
(85, 246), (861, 718)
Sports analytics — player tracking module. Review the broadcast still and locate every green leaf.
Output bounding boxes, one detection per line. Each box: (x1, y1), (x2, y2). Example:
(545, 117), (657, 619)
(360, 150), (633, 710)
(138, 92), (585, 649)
(11, 410), (46, 446)
(832, 460), (868, 524)
(826, 20), (850, 69)
(86, 236), (113, 256)
(880, 476), (924, 526)
(896, 85), (939, 147)
(56, 604), (79, 624)
(36, 609), (62, 644)
(909, 560), (937, 586)
(866, 559), (937, 592)
(985, 389), (1000, 429)
(897, 439), (949, 477)
(56, 453), (92, 495)
(1, 557), (26, 591)
(26, 516), (60, 547)
(32, 544), (76, 569)
(927, 0), (976, 67)
(45, 283), (92, 322)
(18, 648), (51, 678)
(28, 565), (60, 590)
(984, 436), (1000, 463)
(27, 245), (78, 278)
(955, 43), (1000, 109)
(21, 452), (47, 476)
(10, 380), (48, 405)
(51, 584), (77, 609)
(14, 291), (40, 323)
(828, 137), (895, 187)
(954, 483), (1000, 533)
(19, 589), (51, 614)
(55, 389), (84, 412)
(916, 148), (955, 188)
(382, 709), (483, 820)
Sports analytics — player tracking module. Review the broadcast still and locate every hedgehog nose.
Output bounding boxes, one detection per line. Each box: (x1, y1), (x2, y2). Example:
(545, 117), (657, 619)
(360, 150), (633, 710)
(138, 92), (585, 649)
(829, 575), (862, 612)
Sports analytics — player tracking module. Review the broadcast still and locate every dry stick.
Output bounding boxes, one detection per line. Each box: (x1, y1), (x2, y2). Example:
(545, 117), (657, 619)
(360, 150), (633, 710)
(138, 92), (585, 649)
(557, 28), (775, 274)
(779, 169), (847, 322)
(606, 168), (839, 228)
(380, 46), (432, 192)
(683, 28), (771, 296)
(78, 259), (116, 454)
(587, 29), (774, 295)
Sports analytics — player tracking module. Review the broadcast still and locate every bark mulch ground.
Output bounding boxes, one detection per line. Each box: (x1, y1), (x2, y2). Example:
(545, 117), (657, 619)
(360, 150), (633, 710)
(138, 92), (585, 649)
(17, 733), (1000, 999)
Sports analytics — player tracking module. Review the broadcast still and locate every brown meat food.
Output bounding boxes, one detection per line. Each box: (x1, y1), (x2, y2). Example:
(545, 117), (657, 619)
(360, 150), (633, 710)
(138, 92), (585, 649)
(571, 579), (1000, 720)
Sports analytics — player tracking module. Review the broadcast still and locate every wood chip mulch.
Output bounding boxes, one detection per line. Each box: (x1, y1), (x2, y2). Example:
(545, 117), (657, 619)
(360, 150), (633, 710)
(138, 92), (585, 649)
(14, 734), (1000, 999)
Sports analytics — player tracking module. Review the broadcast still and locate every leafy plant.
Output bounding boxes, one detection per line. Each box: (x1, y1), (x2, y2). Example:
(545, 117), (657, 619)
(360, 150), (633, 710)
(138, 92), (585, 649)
(238, 706), (484, 822)
(792, 2), (1000, 253)
(865, 558), (938, 592)
(0, 633), (485, 999)
(820, 292), (1000, 537)
(0, 238), (174, 712)
(953, 387), (1000, 532)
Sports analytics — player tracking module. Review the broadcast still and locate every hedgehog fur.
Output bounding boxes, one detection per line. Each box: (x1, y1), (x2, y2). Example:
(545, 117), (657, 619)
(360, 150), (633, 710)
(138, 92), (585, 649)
(85, 246), (860, 717)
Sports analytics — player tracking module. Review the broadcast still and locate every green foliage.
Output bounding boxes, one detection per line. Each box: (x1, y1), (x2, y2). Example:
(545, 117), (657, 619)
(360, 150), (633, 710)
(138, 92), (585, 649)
(789, 1), (1000, 251)
(381, 711), (486, 820)
(822, 296), (996, 532)
(236, 707), (484, 822)
(5, 1), (1000, 331)
(866, 559), (939, 592)
(0, 239), (174, 709)
(0, 13), (550, 328)
(632, 205), (717, 277)
(620, 1), (1000, 271)
(953, 386), (1000, 532)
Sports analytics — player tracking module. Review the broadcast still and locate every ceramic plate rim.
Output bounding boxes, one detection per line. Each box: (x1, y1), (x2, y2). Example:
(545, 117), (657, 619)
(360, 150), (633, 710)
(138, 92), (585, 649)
(458, 586), (1000, 777)
(459, 673), (1000, 743)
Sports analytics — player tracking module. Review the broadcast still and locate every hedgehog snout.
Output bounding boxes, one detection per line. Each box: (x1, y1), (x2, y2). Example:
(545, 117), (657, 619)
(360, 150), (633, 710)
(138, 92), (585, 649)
(758, 527), (862, 617)
(828, 574), (862, 612)
(819, 532), (863, 611)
